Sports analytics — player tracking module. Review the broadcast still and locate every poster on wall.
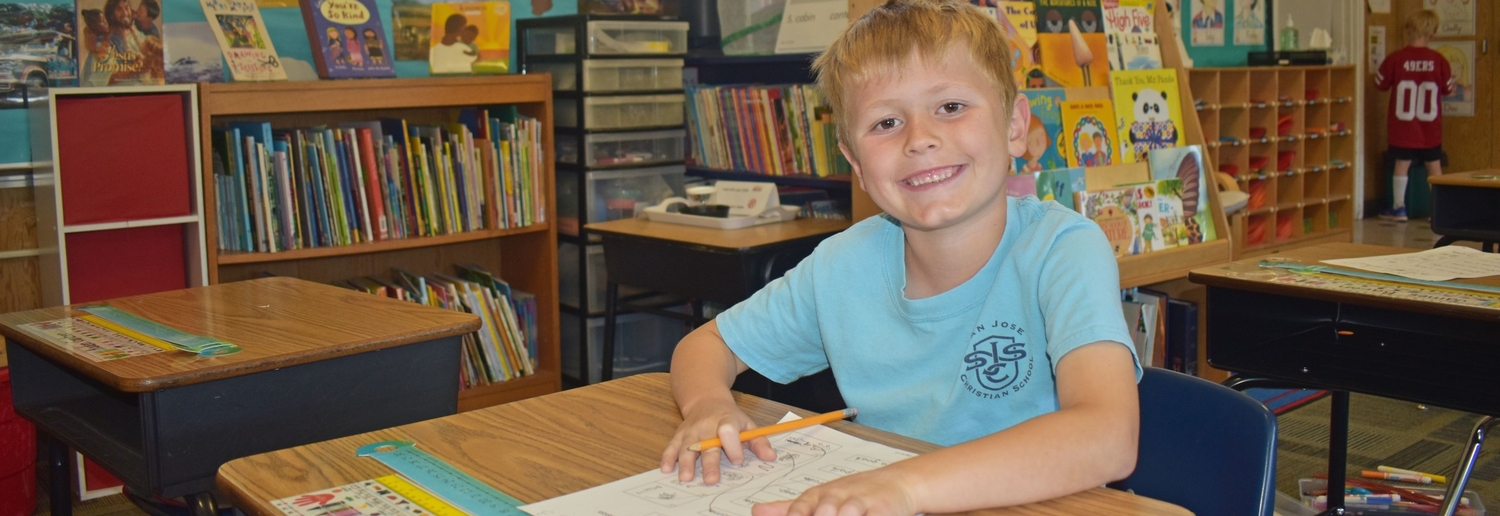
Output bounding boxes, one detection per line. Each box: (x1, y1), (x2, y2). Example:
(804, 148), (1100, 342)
(1430, 40), (1475, 117)
(1189, 0), (1223, 46)
(1232, 0), (1263, 45)
(0, 1), (79, 108)
(1367, 25), (1386, 72)
(1424, 0), (1474, 37)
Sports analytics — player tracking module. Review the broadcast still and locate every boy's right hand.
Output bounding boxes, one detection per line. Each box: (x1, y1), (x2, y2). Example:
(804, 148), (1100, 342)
(661, 400), (777, 485)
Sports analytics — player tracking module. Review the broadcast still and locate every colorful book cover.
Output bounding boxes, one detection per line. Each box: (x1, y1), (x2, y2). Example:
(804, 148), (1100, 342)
(1117, 32), (1162, 70)
(0, 2), (78, 93)
(1146, 144), (1215, 243)
(428, 2), (510, 74)
(1102, 0), (1155, 35)
(1103, 32), (1122, 71)
(164, 21), (226, 83)
(299, 0), (396, 78)
(1060, 99), (1119, 168)
(997, 1), (1040, 88)
(1036, 166), (1085, 209)
(1110, 68), (1183, 163)
(77, 0), (165, 86)
(1015, 88), (1067, 174)
(1005, 171), (1037, 198)
(200, 0), (288, 81)
(1075, 186), (1135, 256)
(1129, 178), (1185, 254)
(1034, 0), (1106, 88)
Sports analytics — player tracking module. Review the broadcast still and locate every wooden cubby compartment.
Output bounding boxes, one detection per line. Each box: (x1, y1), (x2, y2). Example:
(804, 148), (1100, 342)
(197, 76), (562, 412)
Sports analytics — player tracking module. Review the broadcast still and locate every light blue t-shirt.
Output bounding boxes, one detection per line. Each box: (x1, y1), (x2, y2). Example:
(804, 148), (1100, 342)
(716, 197), (1139, 447)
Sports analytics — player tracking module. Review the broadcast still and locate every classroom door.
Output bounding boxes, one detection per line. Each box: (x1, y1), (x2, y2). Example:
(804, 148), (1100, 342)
(1433, 0), (1492, 174)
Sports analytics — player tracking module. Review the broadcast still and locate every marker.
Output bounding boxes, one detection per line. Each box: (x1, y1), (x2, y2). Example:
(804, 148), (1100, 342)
(1314, 494), (1400, 505)
(1378, 465), (1447, 484)
(687, 408), (857, 452)
(1362, 470), (1434, 484)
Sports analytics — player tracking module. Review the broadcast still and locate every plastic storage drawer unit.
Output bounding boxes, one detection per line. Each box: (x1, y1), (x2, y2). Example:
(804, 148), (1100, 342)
(558, 241), (645, 310)
(556, 129), (687, 168)
(587, 21), (689, 55)
(562, 312), (688, 384)
(531, 59), (685, 92)
(556, 164), (687, 235)
(555, 94), (686, 130)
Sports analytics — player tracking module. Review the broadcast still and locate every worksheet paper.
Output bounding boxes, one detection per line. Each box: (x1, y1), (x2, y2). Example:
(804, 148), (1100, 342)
(1322, 246), (1500, 282)
(520, 413), (917, 516)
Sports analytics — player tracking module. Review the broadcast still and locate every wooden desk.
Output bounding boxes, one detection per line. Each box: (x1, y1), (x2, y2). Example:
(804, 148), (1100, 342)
(0, 277), (480, 516)
(217, 373), (1191, 516)
(1427, 170), (1500, 250)
(582, 218), (851, 409)
(1190, 243), (1500, 514)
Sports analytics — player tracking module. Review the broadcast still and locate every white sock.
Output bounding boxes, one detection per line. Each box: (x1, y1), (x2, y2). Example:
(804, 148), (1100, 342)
(1393, 176), (1409, 209)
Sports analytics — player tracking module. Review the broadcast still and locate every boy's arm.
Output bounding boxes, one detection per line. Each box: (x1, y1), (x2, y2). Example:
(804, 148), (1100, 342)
(751, 341), (1139, 516)
(1374, 53), (1395, 91)
(661, 320), (778, 484)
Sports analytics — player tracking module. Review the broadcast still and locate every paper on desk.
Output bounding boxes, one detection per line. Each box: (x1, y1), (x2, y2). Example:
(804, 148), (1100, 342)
(1322, 246), (1500, 282)
(520, 412), (916, 516)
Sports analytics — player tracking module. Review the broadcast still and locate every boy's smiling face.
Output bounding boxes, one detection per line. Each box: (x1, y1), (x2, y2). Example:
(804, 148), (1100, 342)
(840, 44), (1030, 233)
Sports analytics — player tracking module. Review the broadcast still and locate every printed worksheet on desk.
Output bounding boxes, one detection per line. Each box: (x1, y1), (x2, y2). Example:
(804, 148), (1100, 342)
(519, 414), (917, 516)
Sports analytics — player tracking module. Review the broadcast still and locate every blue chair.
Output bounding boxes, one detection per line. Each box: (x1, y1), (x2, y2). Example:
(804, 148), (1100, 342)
(1109, 367), (1279, 516)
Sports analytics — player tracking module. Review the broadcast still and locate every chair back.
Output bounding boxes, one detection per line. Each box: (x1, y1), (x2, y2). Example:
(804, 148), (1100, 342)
(1109, 368), (1279, 516)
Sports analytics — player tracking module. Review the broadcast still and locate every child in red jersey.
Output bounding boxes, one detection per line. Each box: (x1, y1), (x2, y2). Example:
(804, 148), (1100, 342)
(1374, 10), (1454, 221)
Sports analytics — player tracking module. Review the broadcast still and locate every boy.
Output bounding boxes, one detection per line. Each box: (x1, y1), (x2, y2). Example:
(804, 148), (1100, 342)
(659, 1), (1140, 515)
(1375, 9), (1453, 222)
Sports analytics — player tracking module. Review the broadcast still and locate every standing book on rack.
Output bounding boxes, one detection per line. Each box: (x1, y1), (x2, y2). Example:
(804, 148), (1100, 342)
(1059, 99), (1119, 167)
(1129, 178), (1185, 254)
(200, 0), (288, 81)
(1015, 88), (1067, 173)
(1147, 144), (1216, 243)
(299, 0), (396, 78)
(428, 2), (511, 74)
(77, 0), (165, 86)
(1075, 187), (1134, 256)
(1034, 0), (1107, 88)
(1036, 167), (1085, 209)
(1110, 68), (1183, 164)
(998, 1), (1040, 88)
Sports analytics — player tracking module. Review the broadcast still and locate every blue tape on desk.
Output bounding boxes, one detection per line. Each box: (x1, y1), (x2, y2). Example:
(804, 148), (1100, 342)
(356, 440), (527, 516)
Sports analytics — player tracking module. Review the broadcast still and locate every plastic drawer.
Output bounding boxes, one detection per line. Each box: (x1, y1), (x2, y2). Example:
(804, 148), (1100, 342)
(558, 241), (645, 310)
(557, 129), (687, 168)
(528, 62), (580, 90)
(561, 312), (688, 384)
(557, 164), (687, 235)
(524, 27), (577, 55)
(583, 59), (684, 92)
(587, 21), (689, 55)
(555, 94), (686, 130)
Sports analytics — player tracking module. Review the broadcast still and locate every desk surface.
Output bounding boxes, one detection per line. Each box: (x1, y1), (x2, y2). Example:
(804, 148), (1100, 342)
(1428, 170), (1500, 188)
(587, 218), (853, 250)
(218, 373), (1190, 516)
(0, 277), (480, 392)
(1189, 242), (1500, 320)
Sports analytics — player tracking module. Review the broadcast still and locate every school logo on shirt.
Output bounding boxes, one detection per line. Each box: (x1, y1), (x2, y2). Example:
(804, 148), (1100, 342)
(961, 321), (1034, 399)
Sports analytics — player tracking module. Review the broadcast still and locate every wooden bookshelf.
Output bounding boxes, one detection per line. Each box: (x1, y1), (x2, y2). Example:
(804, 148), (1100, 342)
(1189, 66), (1357, 259)
(197, 76), (561, 411)
(845, 1), (1232, 289)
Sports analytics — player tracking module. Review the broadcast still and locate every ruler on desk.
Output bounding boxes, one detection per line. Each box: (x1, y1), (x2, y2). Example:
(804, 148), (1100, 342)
(356, 440), (528, 516)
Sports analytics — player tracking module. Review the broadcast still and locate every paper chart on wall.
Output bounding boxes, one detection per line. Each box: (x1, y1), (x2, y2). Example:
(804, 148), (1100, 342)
(519, 413), (917, 516)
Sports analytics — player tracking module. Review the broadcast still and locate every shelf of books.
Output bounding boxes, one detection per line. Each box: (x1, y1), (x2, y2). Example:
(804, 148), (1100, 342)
(196, 75), (560, 412)
(1189, 66), (1357, 259)
(846, 0), (1232, 289)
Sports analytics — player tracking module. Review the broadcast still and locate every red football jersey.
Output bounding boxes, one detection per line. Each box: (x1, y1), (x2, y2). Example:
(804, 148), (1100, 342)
(1376, 46), (1455, 149)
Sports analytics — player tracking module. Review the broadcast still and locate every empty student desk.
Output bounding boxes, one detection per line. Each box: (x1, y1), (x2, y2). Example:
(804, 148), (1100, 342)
(216, 373), (1192, 516)
(1428, 170), (1500, 250)
(1190, 243), (1500, 515)
(0, 277), (480, 516)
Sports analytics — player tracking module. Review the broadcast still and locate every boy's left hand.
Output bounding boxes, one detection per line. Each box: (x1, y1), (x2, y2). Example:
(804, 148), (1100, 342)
(749, 467), (917, 516)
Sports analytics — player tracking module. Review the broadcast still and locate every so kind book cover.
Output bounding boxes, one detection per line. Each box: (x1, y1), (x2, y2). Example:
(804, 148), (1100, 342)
(300, 0), (396, 78)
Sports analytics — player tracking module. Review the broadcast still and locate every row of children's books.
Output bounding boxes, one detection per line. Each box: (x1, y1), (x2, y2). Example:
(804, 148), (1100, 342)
(337, 264), (538, 388)
(683, 84), (852, 178)
(1015, 69), (1186, 175)
(995, 0), (1166, 90)
(211, 109), (545, 254)
(1121, 287), (1198, 376)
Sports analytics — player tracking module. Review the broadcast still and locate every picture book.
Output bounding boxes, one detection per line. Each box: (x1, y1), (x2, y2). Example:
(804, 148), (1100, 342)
(1147, 144), (1216, 243)
(200, 0), (287, 81)
(1060, 99), (1119, 168)
(77, 0), (165, 86)
(1117, 32), (1162, 70)
(299, 0), (396, 78)
(164, 22), (226, 83)
(998, 1), (1041, 88)
(0, 2), (77, 95)
(1036, 167), (1085, 210)
(1103, 0), (1155, 36)
(391, 0), (429, 61)
(428, 1), (511, 74)
(1129, 178), (1186, 254)
(1005, 171), (1037, 198)
(1110, 68), (1183, 163)
(1036, 28), (1108, 88)
(1015, 88), (1067, 173)
(1075, 186), (1135, 256)
(1103, 33), (1122, 71)
(1035, 0), (1104, 34)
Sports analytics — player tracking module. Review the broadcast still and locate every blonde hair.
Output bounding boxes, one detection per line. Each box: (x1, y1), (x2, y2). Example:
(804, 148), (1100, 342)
(1406, 10), (1439, 40)
(812, 0), (1017, 145)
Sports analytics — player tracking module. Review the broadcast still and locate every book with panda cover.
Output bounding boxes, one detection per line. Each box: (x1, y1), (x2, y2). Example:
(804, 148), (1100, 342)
(1109, 68), (1184, 164)
(1015, 88), (1068, 174)
(1034, 0), (1108, 88)
(1059, 99), (1120, 168)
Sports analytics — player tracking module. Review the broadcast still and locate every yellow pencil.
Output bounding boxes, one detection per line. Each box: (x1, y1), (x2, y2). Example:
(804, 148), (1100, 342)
(687, 408), (858, 452)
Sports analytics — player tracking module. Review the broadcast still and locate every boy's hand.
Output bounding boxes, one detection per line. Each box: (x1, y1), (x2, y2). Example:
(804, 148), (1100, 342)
(660, 400), (777, 484)
(750, 467), (917, 516)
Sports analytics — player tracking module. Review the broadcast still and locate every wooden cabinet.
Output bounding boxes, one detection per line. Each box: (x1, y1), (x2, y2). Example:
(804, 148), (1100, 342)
(196, 76), (561, 411)
(1190, 66), (1357, 259)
